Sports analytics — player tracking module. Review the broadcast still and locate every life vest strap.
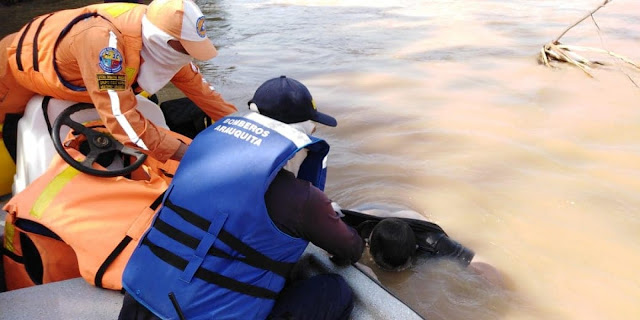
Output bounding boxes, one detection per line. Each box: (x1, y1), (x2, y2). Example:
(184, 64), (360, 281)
(164, 197), (209, 230)
(2, 113), (22, 162)
(94, 235), (132, 288)
(40, 96), (53, 135)
(141, 237), (278, 300)
(15, 13), (54, 72)
(15, 18), (35, 72)
(31, 14), (54, 72)
(14, 219), (62, 240)
(150, 190), (165, 210)
(94, 192), (164, 288)
(153, 218), (292, 278)
(1, 246), (24, 264)
(162, 198), (295, 277)
(53, 12), (110, 92)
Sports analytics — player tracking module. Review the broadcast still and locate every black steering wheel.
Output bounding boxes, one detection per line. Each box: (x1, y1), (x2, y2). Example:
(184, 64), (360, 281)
(51, 103), (147, 177)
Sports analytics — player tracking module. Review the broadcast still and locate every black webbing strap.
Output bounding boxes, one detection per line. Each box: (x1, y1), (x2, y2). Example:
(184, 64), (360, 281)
(142, 237), (278, 300)
(153, 218), (291, 277)
(15, 13), (53, 72)
(164, 198), (209, 230)
(1, 246), (24, 264)
(31, 13), (53, 72)
(41, 96), (53, 135)
(159, 169), (174, 178)
(15, 18), (35, 72)
(163, 198), (295, 277)
(14, 218), (62, 240)
(94, 191), (165, 288)
(53, 12), (108, 92)
(150, 190), (165, 210)
(2, 113), (22, 162)
(94, 235), (132, 288)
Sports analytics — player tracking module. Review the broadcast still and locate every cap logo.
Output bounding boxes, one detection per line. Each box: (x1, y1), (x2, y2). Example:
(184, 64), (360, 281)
(196, 16), (207, 38)
(311, 99), (317, 110)
(98, 47), (123, 73)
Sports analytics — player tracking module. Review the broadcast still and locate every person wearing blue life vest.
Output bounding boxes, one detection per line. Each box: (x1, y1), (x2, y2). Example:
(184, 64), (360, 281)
(118, 76), (364, 320)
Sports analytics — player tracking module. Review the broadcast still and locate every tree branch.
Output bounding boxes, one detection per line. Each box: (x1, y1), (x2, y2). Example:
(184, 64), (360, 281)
(553, 0), (612, 44)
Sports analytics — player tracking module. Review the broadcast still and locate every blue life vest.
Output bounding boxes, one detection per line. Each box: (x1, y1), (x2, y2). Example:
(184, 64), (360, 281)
(122, 111), (330, 320)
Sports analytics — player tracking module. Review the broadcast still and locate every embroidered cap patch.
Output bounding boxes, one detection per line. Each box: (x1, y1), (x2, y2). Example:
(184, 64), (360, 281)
(196, 16), (206, 38)
(99, 47), (123, 73)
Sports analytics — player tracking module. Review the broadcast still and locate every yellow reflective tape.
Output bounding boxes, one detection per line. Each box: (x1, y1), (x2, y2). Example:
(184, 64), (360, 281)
(104, 3), (137, 18)
(4, 221), (15, 252)
(0, 138), (16, 195)
(125, 67), (136, 84)
(30, 165), (80, 219)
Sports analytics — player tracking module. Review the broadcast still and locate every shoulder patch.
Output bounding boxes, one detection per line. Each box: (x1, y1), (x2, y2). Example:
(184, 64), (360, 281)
(99, 47), (123, 73)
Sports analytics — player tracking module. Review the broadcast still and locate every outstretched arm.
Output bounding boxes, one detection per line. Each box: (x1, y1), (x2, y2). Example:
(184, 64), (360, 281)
(299, 186), (365, 265)
(171, 63), (237, 122)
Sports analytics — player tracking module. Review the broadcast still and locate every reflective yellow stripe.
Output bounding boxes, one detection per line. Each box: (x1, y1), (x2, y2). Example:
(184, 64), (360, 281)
(0, 137), (15, 195)
(125, 67), (137, 84)
(138, 90), (150, 98)
(4, 221), (15, 252)
(30, 165), (80, 219)
(104, 3), (137, 18)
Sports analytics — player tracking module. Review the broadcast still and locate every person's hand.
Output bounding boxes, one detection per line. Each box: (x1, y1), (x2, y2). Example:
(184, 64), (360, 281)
(170, 141), (189, 161)
(329, 255), (350, 266)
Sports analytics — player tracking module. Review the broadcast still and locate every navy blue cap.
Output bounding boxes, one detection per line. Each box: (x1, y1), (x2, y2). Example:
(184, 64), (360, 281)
(248, 76), (337, 127)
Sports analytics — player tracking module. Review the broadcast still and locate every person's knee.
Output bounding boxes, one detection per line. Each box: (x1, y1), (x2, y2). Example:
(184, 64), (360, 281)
(324, 273), (354, 310)
(269, 273), (354, 320)
(326, 274), (354, 320)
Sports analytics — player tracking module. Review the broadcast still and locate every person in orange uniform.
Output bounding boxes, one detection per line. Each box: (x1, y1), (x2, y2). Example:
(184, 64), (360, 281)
(0, 0), (237, 195)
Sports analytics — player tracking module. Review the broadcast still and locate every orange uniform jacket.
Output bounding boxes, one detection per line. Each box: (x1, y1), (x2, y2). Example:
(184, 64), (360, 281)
(1, 2), (236, 161)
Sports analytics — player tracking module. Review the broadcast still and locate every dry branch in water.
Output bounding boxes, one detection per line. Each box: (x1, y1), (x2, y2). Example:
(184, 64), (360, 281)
(538, 0), (639, 85)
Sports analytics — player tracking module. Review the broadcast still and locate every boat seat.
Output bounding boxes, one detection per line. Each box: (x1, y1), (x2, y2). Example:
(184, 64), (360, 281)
(11, 95), (168, 195)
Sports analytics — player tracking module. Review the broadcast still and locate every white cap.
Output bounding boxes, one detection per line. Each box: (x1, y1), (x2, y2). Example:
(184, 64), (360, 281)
(146, 0), (217, 61)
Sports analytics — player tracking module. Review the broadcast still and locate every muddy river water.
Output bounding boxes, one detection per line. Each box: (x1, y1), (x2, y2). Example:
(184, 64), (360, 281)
(1, 1), (639, 319)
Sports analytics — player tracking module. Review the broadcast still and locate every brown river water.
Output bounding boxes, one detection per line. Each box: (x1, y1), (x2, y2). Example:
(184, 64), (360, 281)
(1, 0), (639, 319)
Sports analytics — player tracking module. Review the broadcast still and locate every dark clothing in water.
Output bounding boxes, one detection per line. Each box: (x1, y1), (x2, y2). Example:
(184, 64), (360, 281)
(119, 170), (363, 319)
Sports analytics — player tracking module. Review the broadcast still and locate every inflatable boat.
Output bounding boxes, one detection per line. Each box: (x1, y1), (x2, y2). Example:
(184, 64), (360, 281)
(0, 95), (424, 319)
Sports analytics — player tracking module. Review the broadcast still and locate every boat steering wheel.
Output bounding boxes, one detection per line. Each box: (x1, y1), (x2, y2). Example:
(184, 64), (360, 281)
(52, 103), (147, 177)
